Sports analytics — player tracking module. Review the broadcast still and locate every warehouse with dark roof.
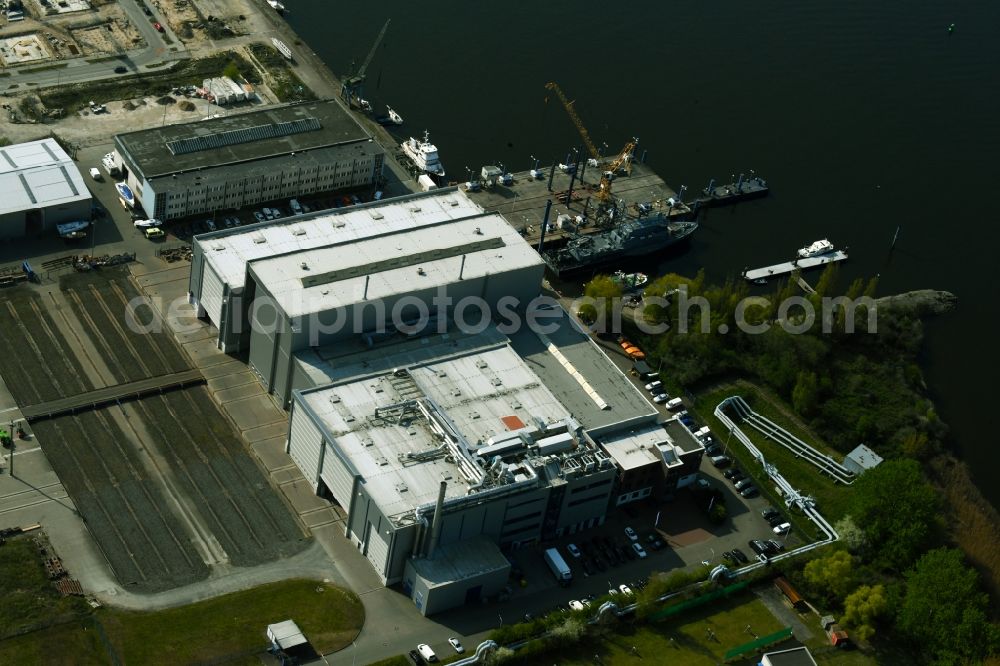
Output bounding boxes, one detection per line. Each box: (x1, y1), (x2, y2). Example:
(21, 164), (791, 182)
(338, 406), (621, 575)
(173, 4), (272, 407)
(112, 99), (384, 220)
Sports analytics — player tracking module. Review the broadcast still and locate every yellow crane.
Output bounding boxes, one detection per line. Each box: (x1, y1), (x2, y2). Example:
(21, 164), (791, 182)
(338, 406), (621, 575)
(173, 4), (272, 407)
(544, 82), (637, 203)
(544, 82), (600, 160)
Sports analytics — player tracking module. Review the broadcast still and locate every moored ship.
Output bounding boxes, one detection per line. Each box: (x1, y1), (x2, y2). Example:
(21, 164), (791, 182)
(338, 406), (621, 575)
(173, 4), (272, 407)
(543, 214), (698, 276)
(401, 130), (445, 178)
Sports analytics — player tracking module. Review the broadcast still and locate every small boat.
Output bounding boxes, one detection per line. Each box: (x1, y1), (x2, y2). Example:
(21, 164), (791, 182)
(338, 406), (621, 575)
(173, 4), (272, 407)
(266, 0), (285, 13)
(612, 271), (648, 289)
(359, 98), (373, 113)
(57, 221), (90, 240)
(753, 278), (768, 285)
(796, 239), (835, 259)
(387, 106), (403, 125)
(115, 182), (135, 208)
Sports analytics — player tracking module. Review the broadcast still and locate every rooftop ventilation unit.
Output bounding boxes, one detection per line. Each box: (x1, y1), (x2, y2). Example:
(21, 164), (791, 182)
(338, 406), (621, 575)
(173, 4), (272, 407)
(329, 394), (341, 404)
(292, 228), (306, 236)
(300, 262), (309, 270)
(369, 210), (384, 220)
(252, 235), (266, 244)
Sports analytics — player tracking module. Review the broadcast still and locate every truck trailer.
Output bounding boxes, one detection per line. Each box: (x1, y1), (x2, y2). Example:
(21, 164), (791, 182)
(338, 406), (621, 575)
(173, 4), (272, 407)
(543, 547), (572, 586)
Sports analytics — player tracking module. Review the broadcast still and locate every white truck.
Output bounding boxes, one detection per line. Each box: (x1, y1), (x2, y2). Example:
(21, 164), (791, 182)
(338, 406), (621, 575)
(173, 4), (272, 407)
(543, 547), (572, 586)
(417, 174), (438, 192)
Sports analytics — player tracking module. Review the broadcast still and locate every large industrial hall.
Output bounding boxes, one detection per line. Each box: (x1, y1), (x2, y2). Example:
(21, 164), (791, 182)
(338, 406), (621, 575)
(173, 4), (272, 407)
(184, 187), (705, 615)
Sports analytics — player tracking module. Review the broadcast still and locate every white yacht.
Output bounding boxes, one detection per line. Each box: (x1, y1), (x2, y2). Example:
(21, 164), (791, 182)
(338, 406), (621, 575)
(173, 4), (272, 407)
(401, 130), (445, 177)
(797, 239), (835, 258)
(387, 106), (403, 125)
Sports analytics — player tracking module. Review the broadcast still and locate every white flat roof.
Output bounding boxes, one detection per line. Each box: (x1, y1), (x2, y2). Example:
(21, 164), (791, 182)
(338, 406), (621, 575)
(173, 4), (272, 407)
(600, 425), (670, 471)
(300, 342), (571, 519)
(0, 139), (90, 215)
(197, 188), (484, 293)
(251, 212), (541, 318)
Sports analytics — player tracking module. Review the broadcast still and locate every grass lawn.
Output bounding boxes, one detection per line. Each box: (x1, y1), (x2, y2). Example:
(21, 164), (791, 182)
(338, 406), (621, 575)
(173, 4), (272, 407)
(554, 594), (786, 665)
(694, 382), (854, 524)
(100, 579), (363, 664)
(0, 577), (363, 665)
(0, 537), (91, 641)
(0, 620), (110, 665)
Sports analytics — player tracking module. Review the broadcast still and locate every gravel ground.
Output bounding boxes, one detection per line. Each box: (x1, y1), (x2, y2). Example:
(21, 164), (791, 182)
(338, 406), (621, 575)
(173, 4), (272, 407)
(1, 270), (308, 593)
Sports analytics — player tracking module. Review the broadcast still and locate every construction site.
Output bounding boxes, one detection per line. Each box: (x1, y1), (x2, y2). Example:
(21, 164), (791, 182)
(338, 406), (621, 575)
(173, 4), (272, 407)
(0, 0), (144, 62)
(0, 267), (309, 593)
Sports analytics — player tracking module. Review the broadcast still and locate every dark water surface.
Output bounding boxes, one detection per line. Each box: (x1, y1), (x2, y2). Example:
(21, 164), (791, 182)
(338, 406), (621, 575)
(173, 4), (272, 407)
(288, 1), (1000, 505)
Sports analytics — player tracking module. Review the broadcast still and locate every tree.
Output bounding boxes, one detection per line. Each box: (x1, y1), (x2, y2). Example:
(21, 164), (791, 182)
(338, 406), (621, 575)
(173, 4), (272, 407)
(791, 370), (819, 416)
(848, 459), (939, 568)
(223, 60), (241, 80)
(802, 549), (855, 601)
(833, 516), (867, 552)
(842, 584), (887, 641)
(898, 548), (1000, 664)
(582, 275), (624, 331)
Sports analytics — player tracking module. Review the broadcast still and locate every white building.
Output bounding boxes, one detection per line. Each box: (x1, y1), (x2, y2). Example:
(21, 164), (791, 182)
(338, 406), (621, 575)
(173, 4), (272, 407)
(0, 138), (92, 239)
(113, 99), (384, 220)
(189, 188), (544, 406)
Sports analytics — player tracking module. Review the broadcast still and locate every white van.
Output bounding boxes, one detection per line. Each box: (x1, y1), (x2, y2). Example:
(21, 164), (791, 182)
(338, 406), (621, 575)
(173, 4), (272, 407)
(89, 167), (102, 181)
(417, 644), (438, 662)
(665, 397), (684, 410)
(289, 198), (302, 214)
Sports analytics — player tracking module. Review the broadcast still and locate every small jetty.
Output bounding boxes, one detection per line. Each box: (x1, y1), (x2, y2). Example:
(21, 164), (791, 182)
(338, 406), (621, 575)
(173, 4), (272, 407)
(743, 251), (848, 282)
(694, 173), (769, 207)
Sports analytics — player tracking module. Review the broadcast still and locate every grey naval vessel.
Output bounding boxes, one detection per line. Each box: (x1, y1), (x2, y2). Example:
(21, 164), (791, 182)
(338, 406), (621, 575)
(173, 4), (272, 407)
(542, 213), (698, 276)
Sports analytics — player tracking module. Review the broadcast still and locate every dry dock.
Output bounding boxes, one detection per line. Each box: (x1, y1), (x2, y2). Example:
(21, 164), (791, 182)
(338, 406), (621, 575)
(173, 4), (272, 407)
(462, 161), (688, 247)
(743, 251), (848, 282)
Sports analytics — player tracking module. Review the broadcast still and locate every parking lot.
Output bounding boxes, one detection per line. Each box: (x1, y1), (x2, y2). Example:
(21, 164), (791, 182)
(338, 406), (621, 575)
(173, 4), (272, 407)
(0, 269), (308, 593)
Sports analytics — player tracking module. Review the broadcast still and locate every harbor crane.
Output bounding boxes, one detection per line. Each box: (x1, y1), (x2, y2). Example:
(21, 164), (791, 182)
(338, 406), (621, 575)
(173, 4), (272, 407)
(341, 18), (391, 110)
(544, 82), (637, 205)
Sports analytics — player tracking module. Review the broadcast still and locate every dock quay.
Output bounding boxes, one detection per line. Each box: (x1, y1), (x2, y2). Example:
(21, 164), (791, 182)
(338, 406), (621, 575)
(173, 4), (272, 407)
(462, 161), (688, 248)
(693, 174), (769, 207)
(743, 251), (848, 282)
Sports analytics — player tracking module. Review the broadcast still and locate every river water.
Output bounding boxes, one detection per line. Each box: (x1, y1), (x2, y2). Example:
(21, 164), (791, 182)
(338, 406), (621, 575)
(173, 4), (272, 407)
(287, 0), (1000, 505)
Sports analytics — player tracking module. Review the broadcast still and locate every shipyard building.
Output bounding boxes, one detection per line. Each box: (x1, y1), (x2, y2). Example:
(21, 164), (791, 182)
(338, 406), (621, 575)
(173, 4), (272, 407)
(187, 188), (704, 614)
(112, 99), (383, 221)
(0, 138), (92, 239)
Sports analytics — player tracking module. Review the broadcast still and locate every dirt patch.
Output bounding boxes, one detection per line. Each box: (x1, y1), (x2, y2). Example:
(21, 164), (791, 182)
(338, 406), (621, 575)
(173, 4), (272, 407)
(68, 9), (145, 55)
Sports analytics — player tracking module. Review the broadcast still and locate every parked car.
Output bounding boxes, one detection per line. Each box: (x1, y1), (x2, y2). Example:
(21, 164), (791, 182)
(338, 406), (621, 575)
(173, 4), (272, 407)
(644, 380), (663, 392)
(417, 644), (438, 663)
(723, 468), (743, 480)
(153, 21), (164, 32)
(748, 540), (769, 555)
(710, 455), (731, 468)
(133, 218), (160, 228)
(704, 443), (722, 456)
(653, 392), (669, 404)
(114, 65), (127, 74)
(632, 543), (647, 559)
(729, 472), (746, 484)
(619, 584), (633, 596)
(761, 507), (780, 520)
(408, 649), (425, 665)
(204, 219), (217, 231)
(624, 526), (638, 542)
(731, 548), (749, 564)
(696, 477), (711, 490)
(568, 600), (586, 611)
(767, 514), (786, 527)
(253, 210), (266, 223)
(89, 167), (102, 180)
(740, 485), (758, 498)
(773, 522), (791, 535)
(734, 478), (753, 491)
(767, 540), (785, 553)
(645, 533), (665, 550)
(666, 397), (684, 410)
(143, 227), (165, 240)
(566, 543), (582, 559)
(289, 198), (303, 214)
(447, 638), (465, 654)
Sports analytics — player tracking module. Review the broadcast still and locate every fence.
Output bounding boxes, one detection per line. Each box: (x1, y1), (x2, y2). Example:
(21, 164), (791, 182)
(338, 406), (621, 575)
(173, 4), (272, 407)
(723, 626), (794, 661)
(648, 580), (749, 622)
